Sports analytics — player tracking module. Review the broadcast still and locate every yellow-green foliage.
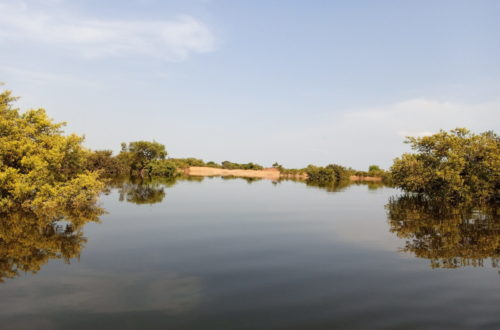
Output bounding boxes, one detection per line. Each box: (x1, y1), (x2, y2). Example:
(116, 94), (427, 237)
(391, 128), (499, 204)
(0, 89), (104, 215)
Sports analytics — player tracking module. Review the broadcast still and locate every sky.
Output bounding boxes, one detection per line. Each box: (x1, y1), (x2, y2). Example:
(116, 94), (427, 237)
(1, 0), (499, 170)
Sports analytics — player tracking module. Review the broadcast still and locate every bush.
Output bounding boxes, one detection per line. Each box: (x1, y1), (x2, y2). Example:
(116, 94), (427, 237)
(168, 158), (206, 169)
(0, 88), (104, 214)
(120, 141), (167, 177)
(86, 150), (129, 177)
(391, 128), (499, 203)
(305, 164), (349, 184)
(221, 161), (263, 170)
(147, 160), (178, 178)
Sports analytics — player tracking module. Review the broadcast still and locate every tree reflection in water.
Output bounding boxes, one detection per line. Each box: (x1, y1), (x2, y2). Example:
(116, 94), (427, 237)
(110, 176), (179, 205)
(305, 179), (352, 192)
(0, 205), (104, 282)
(387, 196), (500, 269)
(0, 177), (184, 282)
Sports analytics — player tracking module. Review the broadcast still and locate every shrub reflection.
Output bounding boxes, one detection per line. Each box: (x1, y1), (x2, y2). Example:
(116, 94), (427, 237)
(0, 205), (103, 282)
(387, 196), (500, 269)
(109, 177), (178, 205)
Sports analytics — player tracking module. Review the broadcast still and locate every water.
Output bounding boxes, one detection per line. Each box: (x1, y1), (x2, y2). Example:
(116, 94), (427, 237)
(1, 177), (499, 329)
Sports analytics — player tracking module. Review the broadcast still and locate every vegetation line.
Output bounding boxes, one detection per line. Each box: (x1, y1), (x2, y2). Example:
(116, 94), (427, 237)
(1, 86), (498, 216)
(184, 166), (383, 182)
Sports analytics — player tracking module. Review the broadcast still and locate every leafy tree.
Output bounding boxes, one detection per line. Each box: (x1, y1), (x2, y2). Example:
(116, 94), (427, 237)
(305, 164), (349, 184)
(367, 165), (385, 177)
(326, 164), (349, 182)
(0, 88), (104, 215)
(272, 162), (284, 171)
(146, 159), (178, 178)
(86, 150), (129, 178)
(120, 141), (167, 177)
(391, 128), (499, 203)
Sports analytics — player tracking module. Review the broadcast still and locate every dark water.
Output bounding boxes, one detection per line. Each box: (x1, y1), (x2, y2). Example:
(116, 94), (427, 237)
(1, 177), (499, 329)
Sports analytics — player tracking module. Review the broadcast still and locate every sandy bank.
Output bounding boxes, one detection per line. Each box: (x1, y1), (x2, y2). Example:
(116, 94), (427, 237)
(186, 167), (282, 180)
(185, 167), (382, 182)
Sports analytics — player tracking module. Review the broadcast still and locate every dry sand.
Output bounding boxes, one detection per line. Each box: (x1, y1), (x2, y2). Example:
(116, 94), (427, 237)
(186, 167), (282, 180)
(185, 166), (382, 182)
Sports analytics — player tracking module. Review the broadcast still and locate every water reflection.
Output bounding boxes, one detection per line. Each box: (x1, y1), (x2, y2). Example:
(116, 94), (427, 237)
(0, 176), (185, 283)
(107, 177), (178, 205)
(387, 196), (500, 269)
(0, 206), (103, 282)
(220, 176), (262, 184)
(305, 179), (351, 192)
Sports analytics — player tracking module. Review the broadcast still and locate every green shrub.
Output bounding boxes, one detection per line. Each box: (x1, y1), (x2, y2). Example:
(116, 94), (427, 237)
(391, 128), (499, 203)
(147, 160), (178, 178)
(306, 164), (349, 184)
(86, 150), (129, 177)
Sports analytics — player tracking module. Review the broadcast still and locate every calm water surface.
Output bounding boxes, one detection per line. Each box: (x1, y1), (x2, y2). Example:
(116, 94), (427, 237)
(1, 177), (499, 329)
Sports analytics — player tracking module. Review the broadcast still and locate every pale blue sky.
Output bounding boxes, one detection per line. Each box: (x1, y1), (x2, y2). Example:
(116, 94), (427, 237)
(1, 0), (499, 169)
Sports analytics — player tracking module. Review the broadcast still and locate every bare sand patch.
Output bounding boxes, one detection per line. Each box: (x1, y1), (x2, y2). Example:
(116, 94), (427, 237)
(185, 167), (382, 182)
(186, 167), (281, 180)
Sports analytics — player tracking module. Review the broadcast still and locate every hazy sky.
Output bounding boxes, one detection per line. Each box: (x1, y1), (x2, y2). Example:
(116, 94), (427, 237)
(1, 0), (499, 169)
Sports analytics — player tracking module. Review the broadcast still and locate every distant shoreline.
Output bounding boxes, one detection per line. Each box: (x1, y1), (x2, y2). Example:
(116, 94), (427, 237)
(184, 166), (382, 182)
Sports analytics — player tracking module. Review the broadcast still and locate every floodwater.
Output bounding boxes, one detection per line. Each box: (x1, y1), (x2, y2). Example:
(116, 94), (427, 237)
(1, 177), (499, 329)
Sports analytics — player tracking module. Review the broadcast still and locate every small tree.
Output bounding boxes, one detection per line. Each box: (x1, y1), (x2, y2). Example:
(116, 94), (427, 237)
(86, 150), (129, 177)
(391, 128), (499, 203)
(272, 162), (284, 171)
(120, 141), (167, 177)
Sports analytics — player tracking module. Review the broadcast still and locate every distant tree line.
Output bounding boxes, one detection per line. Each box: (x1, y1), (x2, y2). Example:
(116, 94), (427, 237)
(86, 141), (178, 179)
(86, 146), (270, 179)
(165, 158), (264, 170)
